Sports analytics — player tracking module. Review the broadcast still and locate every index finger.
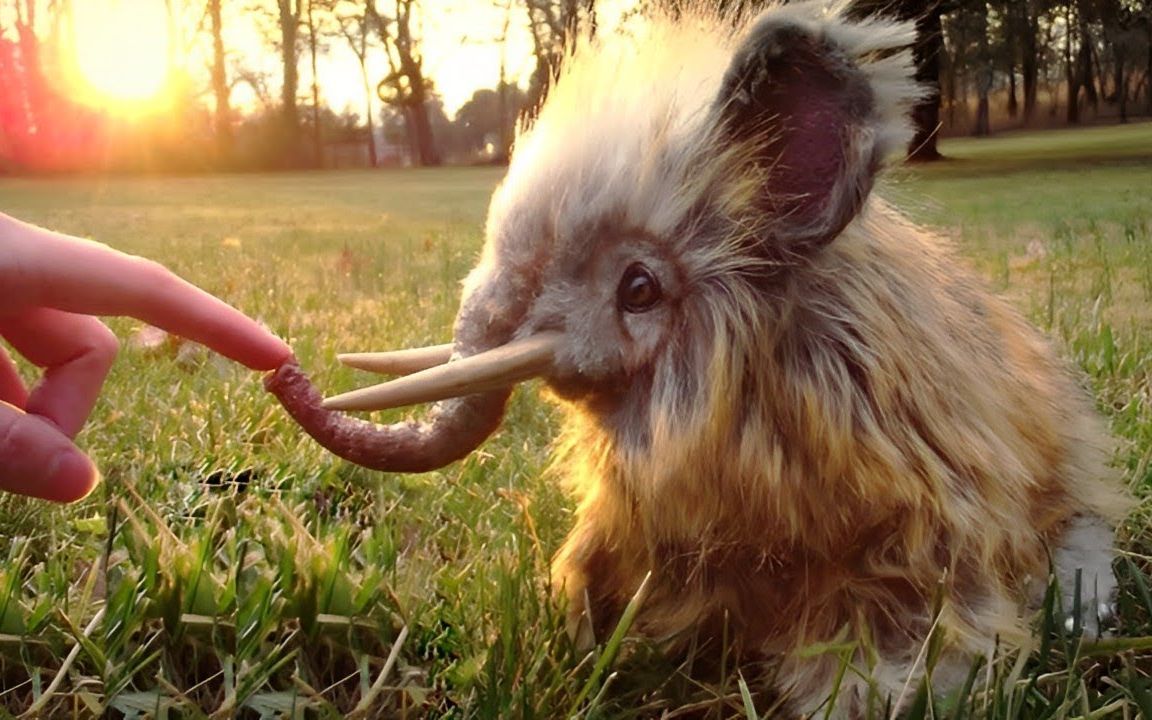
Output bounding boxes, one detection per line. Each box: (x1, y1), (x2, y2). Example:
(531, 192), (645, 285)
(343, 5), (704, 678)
(3, 216), (292, 371)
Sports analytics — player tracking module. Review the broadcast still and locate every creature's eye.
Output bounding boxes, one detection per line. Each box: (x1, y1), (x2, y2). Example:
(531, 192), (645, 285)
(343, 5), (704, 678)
(617, 262), (662, 314)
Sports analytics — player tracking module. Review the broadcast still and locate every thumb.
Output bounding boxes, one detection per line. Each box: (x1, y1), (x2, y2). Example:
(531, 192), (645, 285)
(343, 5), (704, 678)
(0, 402), (100, 502)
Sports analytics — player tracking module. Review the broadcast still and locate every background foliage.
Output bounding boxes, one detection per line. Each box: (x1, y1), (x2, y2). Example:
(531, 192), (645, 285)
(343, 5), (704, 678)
(1, 0), (1150, 172)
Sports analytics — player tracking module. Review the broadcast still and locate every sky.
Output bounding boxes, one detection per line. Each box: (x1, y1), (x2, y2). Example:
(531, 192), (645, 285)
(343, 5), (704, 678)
(9, 0), (639, 122)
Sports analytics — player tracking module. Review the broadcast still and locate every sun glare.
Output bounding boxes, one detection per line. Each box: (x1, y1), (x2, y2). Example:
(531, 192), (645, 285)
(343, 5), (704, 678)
(70, 1), (171, 112)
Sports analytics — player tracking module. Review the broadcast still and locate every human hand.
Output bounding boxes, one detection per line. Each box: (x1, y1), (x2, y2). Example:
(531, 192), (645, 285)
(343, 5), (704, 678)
(0, 212), (292, 502)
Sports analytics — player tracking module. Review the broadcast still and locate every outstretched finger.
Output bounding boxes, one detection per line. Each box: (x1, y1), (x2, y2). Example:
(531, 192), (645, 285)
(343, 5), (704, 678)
(2, 217), (291, 370)
(0, 402), (99, 502)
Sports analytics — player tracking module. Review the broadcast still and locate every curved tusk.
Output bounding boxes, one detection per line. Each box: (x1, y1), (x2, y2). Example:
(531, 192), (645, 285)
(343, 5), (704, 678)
(323, 332), (561, 412)
(338, 343), (453, 376)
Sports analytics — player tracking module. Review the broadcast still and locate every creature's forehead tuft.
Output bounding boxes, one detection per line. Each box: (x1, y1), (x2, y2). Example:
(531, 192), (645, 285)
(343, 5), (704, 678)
(484, 1), (921, 267)
(489, 13), (732, 247)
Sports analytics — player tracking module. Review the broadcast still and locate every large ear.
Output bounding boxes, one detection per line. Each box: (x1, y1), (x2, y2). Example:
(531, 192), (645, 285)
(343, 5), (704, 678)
(713, 7), (917, 254)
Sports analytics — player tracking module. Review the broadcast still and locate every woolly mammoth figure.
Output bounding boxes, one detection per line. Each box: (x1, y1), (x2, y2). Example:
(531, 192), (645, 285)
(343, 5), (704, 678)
(267, 2), (1128, 715)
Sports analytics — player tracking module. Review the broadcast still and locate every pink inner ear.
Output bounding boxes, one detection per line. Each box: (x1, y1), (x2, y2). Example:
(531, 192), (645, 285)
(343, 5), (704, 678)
(774, 104), (848, 224)
(716, 27), (877, 250)
(760, 53), (873, 243)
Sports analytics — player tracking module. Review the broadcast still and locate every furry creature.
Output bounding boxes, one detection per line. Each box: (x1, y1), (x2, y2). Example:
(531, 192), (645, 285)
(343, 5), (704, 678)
(267, 3), (1129, 715)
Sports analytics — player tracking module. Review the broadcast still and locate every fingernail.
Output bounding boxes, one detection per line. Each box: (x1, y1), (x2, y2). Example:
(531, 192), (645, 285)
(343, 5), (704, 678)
(48, 451), (100, 503)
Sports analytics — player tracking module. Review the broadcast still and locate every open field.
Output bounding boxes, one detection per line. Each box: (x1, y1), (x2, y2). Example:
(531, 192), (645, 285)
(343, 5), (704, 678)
(1, 121), (1151, 718)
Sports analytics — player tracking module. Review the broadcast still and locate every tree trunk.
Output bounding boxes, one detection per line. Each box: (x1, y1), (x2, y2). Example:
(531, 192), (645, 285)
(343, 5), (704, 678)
(496, 0), (513, 162)
(974, 1), (992, 136)
(974, 92), (990, 135)
(1147, 20), (1152, 114)
(520, 0), (596, 126)
(373, 0), (439, 167)
(943, 36), (958, 128)
(1114, 45), (1128, 122)
(405, 86), (440, 166)
(14, 0), (47, 143)
(1001, 0), (1019, 120)
(339, 2), (378, 168)
(395, 0), (439, 166)
(522, 3), (559, 123)
(307, 0), (322, 168)
(907, 1), (944, 161)
(208, 0), (233, 161)
(1020, 1), (1040, 121)
(1007, 59), (1019, 119)
(278, 0), (301, 165)
(1066, 5), (1081, 124)
(1078, 15), (1098, 113)
(360, 65), (377, 167)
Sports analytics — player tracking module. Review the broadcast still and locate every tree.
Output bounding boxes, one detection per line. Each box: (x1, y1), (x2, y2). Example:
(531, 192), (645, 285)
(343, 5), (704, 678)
(1006, 0), (1044, 122)
(303, 0), (330, 166)
(657, 0), (953, 160)
(497, 0), (515, 159)
(987, 0), (1019, 118)
(521, 0), (597, 120)
(233, 65), (275, 111)
(369, 0), (439, 166)
(207, 0), (233, 158)
(488, 0), (516, 161)
(0, 0), (77, 170)
(8, 0), (48, 147)
(972, 0), (992, 135)
(849, 0), (951, 159)
(1068, 0), (1100, 122)
(454, 84), (527, 159)
(1064, 1), (1083, 122)
(1099, 0), (1147, 122)
(277, 0), (304, 163)
(1145, 1), (1152, 114)
(331, 0), (381, 166)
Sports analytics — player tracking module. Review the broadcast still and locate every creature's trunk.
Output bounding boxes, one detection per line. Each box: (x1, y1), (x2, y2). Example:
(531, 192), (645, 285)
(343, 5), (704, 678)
(267, 275), (528, 472)
(266, 367), (511, 472)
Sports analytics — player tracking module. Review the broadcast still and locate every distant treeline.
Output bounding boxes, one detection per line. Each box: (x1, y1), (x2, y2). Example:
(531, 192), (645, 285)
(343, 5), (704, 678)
(933, 0), (1152, 133)
(1, 0), (1149, 174)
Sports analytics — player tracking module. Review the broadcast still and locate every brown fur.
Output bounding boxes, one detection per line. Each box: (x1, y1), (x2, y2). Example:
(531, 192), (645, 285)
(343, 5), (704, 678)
(273, 3), (1132, 715)
(549, 202), (1128, 713)
(452, 4), (1137, 715)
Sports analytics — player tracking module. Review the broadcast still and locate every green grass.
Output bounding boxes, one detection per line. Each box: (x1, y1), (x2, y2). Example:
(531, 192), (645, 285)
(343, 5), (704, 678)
(1, 121), (1151, 718)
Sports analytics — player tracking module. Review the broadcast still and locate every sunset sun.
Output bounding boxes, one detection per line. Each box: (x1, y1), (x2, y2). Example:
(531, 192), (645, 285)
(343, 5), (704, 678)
(70, 0), (171, 111)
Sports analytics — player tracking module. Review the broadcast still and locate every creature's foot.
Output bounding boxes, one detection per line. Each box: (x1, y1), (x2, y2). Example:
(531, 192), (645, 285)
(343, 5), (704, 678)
(1054, 513), (1119, 637)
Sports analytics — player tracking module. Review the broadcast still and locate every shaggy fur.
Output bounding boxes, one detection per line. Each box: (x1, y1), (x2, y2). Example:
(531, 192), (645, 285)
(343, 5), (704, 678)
(478, 2), (1131, 716)
(269, 2), (1131, 716)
